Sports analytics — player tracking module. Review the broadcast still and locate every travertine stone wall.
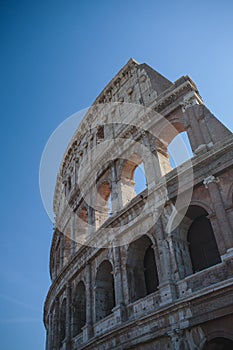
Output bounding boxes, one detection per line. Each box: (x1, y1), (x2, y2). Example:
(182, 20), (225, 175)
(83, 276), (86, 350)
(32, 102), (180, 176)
(44, 59), (233, 350)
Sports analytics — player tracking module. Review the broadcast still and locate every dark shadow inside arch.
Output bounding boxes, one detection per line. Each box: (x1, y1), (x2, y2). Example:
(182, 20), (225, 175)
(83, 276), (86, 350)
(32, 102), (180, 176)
(59, 298), (66, 346)
(127, 235), (159, 303)
(95, 260), (115, 322)
(203, 337), (233, 350)
(186, 206), (221, 273)
(72, 281), (86, 337)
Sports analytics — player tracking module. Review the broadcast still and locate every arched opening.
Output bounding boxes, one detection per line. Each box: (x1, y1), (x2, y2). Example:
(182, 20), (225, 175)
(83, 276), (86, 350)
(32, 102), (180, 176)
(76, 206), (88, 238)
(154, 120), (189, 175)
(96, 125), (104, 142)
(144, 245), (159, 294)
(168, 131), (193, 168)
(134, 163), (147, 195)
(127, 235), (159, 303)
(72, 281), (86, 337)
(121, 154), (147, 206)
(95, 181), (111, 229)
(187, 206), (221, 273)
(203, 337), (233, 350)
(95, 260), (115, 322)
(59, 298), (66, 346)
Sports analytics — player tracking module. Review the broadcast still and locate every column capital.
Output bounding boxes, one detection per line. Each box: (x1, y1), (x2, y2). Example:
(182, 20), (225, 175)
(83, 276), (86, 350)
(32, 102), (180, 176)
(203, 175), (219, 188)
(181, 91), (200, 112)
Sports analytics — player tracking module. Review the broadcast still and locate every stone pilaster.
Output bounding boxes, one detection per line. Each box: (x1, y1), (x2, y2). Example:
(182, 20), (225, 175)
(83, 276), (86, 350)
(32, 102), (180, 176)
(203, 175), (233, 253)
(65, 283), (72, 350)
(71, 213), (76, 255)
(83, 263), (93, 341)
(52, 300), (59, 350)
(184, 105), (206, 154)
(110, 161), (121, 213)
(155, 217), (177, 305)
(112, 246), (126, 322)
(87, 204), (95, 235)
(60, 233), (64, 269)
(118, 246), (130, 305)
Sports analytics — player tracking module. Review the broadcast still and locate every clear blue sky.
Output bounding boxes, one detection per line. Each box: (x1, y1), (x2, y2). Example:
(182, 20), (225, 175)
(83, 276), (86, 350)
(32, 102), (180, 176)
(1, 1), (233, 349)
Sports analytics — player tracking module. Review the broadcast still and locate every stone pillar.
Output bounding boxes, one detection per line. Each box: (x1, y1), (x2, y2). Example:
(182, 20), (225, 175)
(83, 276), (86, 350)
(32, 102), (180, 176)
(52, 300), (59, 350)
(65, 283), (72, 350)
(71, 213), (76, 255)
(119, 246), (130, 305)
(155, 217), (177, 305)
(112, 246), (126, 323)
(113, 246), (124, 305)
(166, 235), (180, 281)
(178, 217), (193, 278)
(83, 263), (93, 341)
(203, 175), (233, 253)
(60, 233), (64, 269)
(53, 249), (57, 279)
(110, 161), (121, 213)
(184, 106), (206, 154)
(143, 134), (163, 188)
(155, 218), (171, 283)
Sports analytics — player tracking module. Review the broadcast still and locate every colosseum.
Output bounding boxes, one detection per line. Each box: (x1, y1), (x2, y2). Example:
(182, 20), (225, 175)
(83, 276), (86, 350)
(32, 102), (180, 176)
(44, 59), (233, 350)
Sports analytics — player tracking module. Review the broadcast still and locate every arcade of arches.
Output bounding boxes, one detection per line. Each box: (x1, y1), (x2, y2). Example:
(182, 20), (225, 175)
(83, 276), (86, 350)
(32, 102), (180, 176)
(45, 60), (233, 350)
(55, 205), (224, 341)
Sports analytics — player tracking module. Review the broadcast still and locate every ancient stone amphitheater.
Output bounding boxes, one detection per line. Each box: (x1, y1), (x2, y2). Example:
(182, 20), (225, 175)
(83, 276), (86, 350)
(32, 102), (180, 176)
(44, 59), (233, 350)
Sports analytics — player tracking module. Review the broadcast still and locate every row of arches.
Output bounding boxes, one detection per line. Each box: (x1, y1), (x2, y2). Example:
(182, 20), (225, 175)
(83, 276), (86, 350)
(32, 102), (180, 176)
(78, 154), (148, 230)
(76, 130), (193, 229)
(64, 127), (194, 229)
(56, 205), (221, 344)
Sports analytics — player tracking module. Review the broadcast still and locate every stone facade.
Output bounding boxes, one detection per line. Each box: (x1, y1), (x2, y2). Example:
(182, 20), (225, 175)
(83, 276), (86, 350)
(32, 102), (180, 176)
(44, 59), (233, 349)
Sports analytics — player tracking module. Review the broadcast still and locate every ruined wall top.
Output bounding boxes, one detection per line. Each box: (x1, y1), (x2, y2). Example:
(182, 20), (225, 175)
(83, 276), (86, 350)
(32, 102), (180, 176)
(53, 59), (204, 217)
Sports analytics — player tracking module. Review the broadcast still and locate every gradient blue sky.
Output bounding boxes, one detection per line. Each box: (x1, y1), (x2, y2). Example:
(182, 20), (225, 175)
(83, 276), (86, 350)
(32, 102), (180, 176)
(1, 1), (233, 349)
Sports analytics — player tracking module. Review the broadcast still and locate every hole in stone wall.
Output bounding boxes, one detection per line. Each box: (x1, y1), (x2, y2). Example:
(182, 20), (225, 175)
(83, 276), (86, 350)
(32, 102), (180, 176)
(134, 163), (147, 195)
(187, 206), (221, 272)
(72, 281), (86, 337)
(127, 235), (159, 303)
(95, 260), (115, 322)
(203, 337), (233, 350)
(168, 131), (193, 168)
(121, 154), (147, 207)
(95, 182), (111, 228)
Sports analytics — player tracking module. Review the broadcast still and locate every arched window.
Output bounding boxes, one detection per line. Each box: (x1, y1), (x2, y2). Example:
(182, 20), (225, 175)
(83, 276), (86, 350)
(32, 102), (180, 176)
(95, 260), (115, 322)
(121, 154), (147, 206)
(127, 235), (159, 303)
(77, 206), (88, 239)
(97, 125), (104, 142)
(168, 131), (193, 168)
(155, 120), (193, 175)
(187, 206), (221, 273)
(95, 182), (111, 229)
(72, 281), (86, 337)
(59, 298), (66, 345)
(203, 337), (233, 350)
(144, 245), (159, 295)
